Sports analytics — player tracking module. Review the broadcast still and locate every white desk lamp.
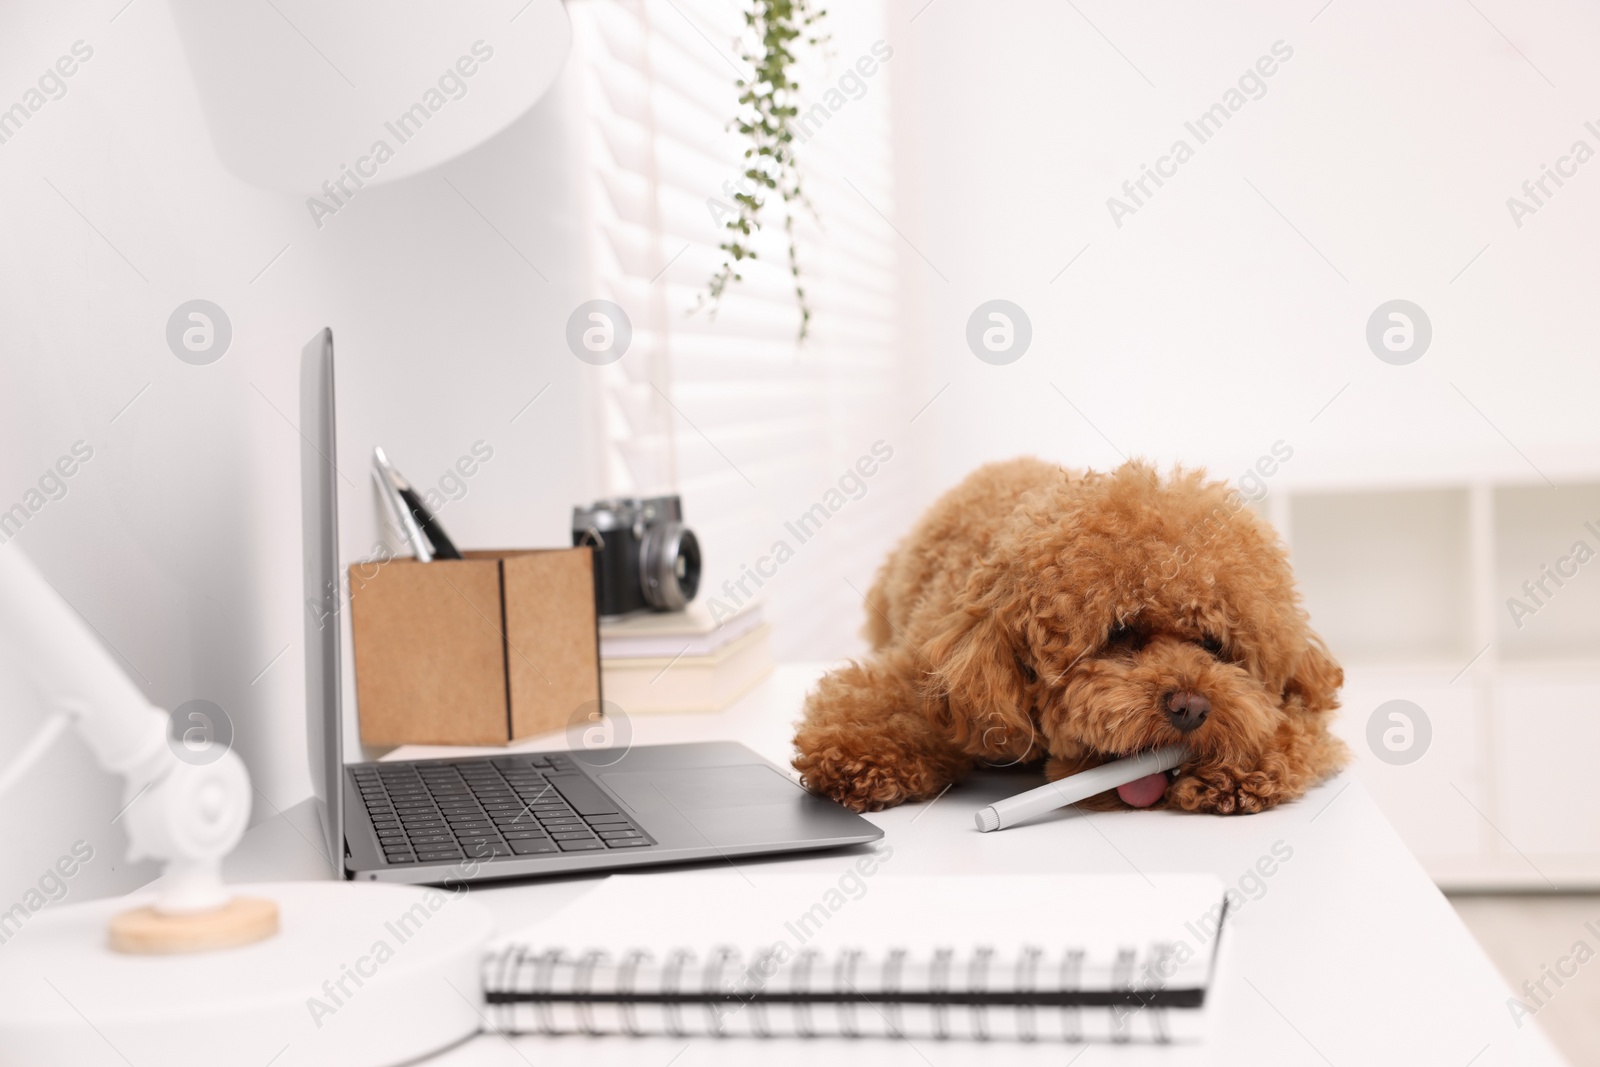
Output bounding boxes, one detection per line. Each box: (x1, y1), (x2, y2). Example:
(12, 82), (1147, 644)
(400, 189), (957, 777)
(0, 545), (260, 938)
(167, 0), (574, 192)
(0, 556), (491, 1067)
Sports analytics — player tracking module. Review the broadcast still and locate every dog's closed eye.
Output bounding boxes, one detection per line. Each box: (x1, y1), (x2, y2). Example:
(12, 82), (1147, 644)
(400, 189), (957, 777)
(1106, 623), (1145, 650)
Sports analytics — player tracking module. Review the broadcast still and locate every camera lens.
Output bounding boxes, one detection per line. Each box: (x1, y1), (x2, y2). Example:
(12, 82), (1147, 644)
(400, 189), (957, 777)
(639, 523), (701, 610)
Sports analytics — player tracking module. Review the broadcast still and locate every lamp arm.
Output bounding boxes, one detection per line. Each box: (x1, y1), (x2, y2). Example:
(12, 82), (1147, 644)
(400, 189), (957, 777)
(0, 546), (251, 913)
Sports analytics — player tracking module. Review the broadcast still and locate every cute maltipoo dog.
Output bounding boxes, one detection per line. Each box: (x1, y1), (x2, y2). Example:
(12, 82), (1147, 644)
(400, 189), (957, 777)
(793, 458), (1347, 815)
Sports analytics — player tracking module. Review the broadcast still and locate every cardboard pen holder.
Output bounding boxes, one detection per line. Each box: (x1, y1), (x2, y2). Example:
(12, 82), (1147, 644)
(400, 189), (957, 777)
(348, 548), (600, 746)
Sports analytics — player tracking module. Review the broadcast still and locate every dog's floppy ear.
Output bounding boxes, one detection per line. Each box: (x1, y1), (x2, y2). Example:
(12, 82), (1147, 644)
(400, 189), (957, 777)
(921, 582), (1037, 763)
(1284, 634), (1342, 715)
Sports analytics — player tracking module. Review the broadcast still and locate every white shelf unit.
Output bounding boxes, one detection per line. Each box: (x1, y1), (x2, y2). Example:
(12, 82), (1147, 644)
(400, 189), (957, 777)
(1283, 479), (1600, 891)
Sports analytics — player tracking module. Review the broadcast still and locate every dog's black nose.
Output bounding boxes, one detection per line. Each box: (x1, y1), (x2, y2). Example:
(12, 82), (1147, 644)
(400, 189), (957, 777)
(1165, 690), (1210, 733)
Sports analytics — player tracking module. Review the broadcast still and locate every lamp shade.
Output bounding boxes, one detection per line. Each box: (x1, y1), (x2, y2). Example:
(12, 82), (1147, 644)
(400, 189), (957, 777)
(168, 0), (572, 192)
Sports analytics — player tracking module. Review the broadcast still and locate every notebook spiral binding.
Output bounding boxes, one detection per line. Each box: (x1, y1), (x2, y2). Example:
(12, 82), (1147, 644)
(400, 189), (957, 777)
(484, 941), (1204, 1043)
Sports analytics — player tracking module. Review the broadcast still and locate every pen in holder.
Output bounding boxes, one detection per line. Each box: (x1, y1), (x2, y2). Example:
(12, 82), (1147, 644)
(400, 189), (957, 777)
(373, 446), (462, 561)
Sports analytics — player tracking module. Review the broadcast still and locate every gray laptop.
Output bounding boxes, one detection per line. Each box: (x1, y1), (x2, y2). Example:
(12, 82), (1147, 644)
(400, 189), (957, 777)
(300, 328), (881, 884)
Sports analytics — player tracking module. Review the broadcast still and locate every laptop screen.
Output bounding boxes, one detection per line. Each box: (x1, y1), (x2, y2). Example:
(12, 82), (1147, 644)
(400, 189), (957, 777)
(299, 328), (345, 872)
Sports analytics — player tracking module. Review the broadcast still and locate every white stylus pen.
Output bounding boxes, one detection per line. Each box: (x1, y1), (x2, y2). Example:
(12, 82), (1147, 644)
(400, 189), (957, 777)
(974, 745), (1190, 832)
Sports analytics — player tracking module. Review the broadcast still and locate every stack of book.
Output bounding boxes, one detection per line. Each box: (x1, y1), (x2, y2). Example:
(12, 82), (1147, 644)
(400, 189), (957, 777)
(599, 601), (772, 713)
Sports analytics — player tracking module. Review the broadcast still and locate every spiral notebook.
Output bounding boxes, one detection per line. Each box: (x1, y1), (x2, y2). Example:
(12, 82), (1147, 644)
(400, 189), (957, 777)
(484, 870), (1228, 1043)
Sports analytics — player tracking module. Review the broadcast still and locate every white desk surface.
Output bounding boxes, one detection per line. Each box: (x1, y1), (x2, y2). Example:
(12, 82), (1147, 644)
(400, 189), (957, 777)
(231, 664), (1566, 1067)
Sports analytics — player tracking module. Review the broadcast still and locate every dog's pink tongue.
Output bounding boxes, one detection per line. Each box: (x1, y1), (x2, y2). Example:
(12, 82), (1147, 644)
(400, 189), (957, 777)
(1116, 772), (1168, 808)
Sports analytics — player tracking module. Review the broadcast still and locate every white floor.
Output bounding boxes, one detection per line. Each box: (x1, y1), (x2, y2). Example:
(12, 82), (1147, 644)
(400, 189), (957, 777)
(1450, 895), (1600, 1066)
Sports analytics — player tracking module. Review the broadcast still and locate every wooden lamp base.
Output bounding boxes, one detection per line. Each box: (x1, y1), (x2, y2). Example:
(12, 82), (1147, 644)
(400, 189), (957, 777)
(108, 896), (279, 955)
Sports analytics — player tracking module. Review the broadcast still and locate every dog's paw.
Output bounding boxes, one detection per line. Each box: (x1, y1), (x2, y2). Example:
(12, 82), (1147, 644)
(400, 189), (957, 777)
(1166, 767), (1281, 815)
(792, 749), (943, 813)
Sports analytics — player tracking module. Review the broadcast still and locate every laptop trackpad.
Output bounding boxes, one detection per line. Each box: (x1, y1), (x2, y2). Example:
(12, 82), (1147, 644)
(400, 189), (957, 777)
(600, 765), (810, 844)
(603, 764), (802, 808)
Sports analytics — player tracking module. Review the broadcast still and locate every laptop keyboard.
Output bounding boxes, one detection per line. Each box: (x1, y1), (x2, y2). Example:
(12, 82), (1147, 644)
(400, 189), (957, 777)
(353, 753), (654, 866)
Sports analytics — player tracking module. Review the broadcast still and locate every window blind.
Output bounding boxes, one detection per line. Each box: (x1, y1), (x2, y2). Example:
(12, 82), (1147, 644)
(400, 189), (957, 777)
(568, 0), (909, 659)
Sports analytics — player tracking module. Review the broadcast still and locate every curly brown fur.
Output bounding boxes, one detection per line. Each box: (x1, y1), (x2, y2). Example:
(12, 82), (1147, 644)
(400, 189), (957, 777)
(792, 458), (1348, 814)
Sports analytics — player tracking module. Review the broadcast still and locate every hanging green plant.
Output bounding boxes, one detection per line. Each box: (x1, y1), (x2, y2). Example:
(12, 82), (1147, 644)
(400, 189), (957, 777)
(699, 0), (825, 343)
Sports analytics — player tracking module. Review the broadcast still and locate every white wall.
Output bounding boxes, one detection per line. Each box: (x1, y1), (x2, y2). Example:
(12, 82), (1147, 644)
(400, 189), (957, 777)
(0, 1), (599, 904)
(888, 0), (1600, 488)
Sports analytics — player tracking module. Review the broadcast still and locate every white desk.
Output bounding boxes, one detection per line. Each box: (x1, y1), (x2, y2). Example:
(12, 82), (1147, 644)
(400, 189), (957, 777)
(232, 665), (1567, 1066)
